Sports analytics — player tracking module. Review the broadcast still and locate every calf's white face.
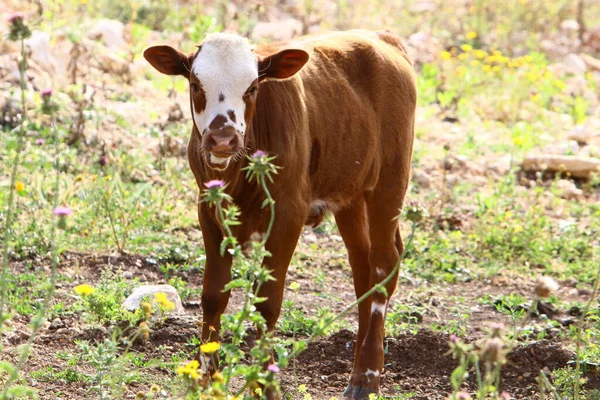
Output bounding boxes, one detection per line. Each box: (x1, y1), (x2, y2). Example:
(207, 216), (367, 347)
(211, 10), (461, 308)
(143, 33), (310, 171)
(191, 34), (257, 141)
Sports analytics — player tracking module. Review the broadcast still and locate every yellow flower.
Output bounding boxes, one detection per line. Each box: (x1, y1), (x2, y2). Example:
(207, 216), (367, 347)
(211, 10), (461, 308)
(15, 181), (25, 192)
(153, 292), (175, 310)
(74, 284), (95, 296)
(483, 65), (492, 73)
(176, 360), (200, 380)
(458, 53), (469, 61)
(150, 384), (161, 393)
(492, 65), (501, 72)
(466, 31), (477, 40)
(200, 341), (221, 354)
(473, 49), (487, 59)
(455, 65), (467, 77)
(440, 51), (452, 60)
(470, 60), (480, 67)
(460, 44), (473, 52)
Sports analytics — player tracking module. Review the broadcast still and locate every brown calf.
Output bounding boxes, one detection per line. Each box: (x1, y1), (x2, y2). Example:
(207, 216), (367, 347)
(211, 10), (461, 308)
(144, 30), (416, 399)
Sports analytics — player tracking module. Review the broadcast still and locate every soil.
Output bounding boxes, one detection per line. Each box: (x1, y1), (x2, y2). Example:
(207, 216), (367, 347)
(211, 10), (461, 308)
(2, 248), (597, 400)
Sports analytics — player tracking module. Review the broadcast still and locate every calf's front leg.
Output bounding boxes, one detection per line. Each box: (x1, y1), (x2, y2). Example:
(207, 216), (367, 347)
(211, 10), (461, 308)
(197, 204), (232, 368)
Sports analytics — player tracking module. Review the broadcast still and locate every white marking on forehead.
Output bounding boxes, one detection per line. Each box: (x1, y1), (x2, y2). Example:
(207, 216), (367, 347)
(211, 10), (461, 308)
(191, 33), (258, 134)
(371, 300), (387, 315)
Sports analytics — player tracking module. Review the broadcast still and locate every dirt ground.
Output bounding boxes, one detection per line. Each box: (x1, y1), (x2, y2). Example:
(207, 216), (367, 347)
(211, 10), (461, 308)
(3, 244), (597, 400)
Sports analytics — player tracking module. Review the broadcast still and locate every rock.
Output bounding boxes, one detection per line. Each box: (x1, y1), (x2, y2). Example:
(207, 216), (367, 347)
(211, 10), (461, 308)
(304, 233), (318, 244)
(580, 53), (600, 72)
(522, 154), (600, 179)
(87, 19), (127, 49)
(49, 318), (65, 330)
(568, 125), (589, 145)
(25, 31), (57, 74)
(55, 328), (69, 335)
(122, 284), (185, 314)
(122, 271), (133, 279)
(563, 53), (587, 74)
(412, 169), (432, 188)
(251, 19), (303, 42)
(561, 19), (580, 32)
(330, 234), (343, 242)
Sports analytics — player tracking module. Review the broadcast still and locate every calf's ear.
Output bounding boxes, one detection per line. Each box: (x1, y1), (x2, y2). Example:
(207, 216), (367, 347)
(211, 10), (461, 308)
(258, 49), (309, 82)
(143, 46), (192, 77)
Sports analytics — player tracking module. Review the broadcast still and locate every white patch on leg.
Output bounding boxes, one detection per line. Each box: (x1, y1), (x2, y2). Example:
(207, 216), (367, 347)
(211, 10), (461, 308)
(365, 369), (380, 377)
(371, 300), (387, 315)
(376, 267), (386, 278)
(243, 232), (266, 255)
(364, 368), (380, 383)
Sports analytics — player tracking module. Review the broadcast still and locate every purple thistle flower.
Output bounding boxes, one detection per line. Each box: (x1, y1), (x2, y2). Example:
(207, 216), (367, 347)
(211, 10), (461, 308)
(8, 13), (24, 24)
(35, 138), (45, 146)
(252, 150), (266, 158)
(267, 364), (280, 373)
(53, 206), (73, 216)
(41, 88), (53, 98)
(98, 155), (107, 167)
(449, 334), (459, 343)
(204, 180), (225, 189)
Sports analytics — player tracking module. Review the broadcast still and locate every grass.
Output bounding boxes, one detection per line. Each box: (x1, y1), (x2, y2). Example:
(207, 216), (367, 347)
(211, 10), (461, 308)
(1, 0), (600, 399)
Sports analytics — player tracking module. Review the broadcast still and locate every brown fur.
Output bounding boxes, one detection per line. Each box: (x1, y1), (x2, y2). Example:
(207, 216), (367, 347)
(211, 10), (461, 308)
(146, 29), (416, 399)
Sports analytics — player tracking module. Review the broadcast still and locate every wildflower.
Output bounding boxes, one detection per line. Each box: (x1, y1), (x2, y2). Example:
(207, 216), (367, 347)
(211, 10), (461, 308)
(492, 65), (500, 72)
(74, 284), (95, 296)
(150, 384), (161, 393)
(440, 51), (452, 60)
(53, 206), (72, 216)
(482, 65), (492, 73)
(245, 149), (279, 183)
(35, 138), (45, 145)
(139, 321), (151, 339)
(153, 292), (175, 311)
(473, 49), (487, 59)
(405, 201), (428, 223)
(470, 60), (480, 67)
(481, 337), (506, 364)
(177, 360), (200, 380)
(200, 341), (221, 354)
(289, 282), (300, 291)
(141, 301), (153, 317)
(41, 88), (58, 114)
(212, 371), (224, 382)
(267, 364), (280, 373)
(535, 276), (559, 298)
(456, 392), (472, 400)
(499, 392), (511, 400)
(252, 150), (266, 158)
(54, 206), (73, 229)
(205, 180), (225, 189)
(449, 334), (459, 343)
(458, 53), (469, 61)
(460, 44), (473, 52)
(15, 181), (25, 193)
(41, 88), (53, 98)
(455, 65), (467, 76)
(135, 392), (146, 399)
(466, 31), (477, 40)
(8, 13), (31, 41)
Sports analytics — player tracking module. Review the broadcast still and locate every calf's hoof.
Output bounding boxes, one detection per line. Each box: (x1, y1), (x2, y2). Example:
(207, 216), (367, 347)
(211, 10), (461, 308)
(343, 384), (378, 399)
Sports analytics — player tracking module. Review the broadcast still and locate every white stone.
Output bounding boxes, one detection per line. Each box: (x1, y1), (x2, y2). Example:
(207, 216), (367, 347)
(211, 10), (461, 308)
(87, 19), (127, 49)
(122, 284), (185, 314)
(563, 53), (587, 75)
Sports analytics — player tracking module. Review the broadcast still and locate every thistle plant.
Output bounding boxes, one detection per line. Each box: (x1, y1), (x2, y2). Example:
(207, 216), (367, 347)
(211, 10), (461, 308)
(176, 156), (422, 398)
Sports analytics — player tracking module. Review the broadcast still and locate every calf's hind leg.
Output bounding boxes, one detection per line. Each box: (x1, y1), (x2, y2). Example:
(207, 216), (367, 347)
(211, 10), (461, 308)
(344, 185), (408, 399)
